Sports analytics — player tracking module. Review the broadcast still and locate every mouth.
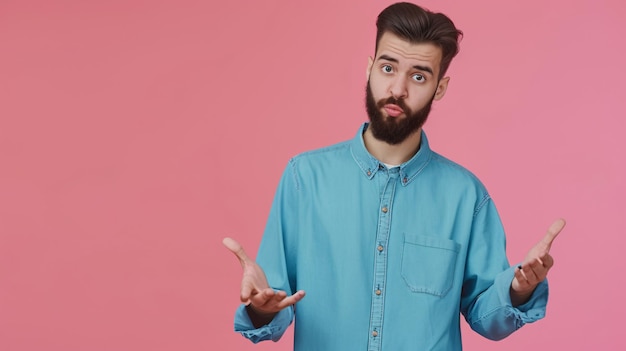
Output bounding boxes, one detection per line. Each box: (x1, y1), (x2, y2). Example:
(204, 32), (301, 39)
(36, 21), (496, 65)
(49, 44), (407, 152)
(383, 104), (404, 117)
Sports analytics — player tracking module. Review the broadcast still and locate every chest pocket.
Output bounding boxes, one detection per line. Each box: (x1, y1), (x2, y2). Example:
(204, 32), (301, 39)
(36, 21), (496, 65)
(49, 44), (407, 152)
(401, 234), (461, 297)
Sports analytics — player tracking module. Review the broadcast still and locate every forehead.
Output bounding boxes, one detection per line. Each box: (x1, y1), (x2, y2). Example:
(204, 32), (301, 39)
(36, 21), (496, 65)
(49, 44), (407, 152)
(375, 32), (443, 73)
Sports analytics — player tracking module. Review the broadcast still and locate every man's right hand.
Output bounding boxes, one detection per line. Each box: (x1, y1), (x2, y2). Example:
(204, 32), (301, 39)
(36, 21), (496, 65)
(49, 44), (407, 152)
(222, 237), (306, 319)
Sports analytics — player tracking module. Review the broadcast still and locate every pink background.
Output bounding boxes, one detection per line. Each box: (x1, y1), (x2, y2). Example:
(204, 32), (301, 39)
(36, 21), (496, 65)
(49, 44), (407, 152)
(1, 0), (624, 350)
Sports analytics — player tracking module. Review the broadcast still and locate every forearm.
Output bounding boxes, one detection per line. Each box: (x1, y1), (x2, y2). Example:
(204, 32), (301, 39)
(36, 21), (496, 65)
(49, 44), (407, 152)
(510, 286), (534, 307)
(465, 266), (549, 340)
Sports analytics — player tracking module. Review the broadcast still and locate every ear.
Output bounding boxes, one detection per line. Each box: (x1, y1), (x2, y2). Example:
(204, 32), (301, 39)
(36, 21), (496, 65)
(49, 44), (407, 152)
(434, 76), (450, 101)
(366, 56), (374, 80)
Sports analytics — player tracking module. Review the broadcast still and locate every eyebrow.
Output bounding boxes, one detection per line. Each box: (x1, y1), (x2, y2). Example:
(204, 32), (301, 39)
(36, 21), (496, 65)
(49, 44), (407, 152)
(378, 54), (434, 76)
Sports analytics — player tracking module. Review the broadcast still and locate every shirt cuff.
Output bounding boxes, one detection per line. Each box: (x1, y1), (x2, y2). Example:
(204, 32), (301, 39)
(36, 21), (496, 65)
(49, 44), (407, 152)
(465, 264), (550, 340)
(496, 264), (549, 323)
(233, 304), (293, 343)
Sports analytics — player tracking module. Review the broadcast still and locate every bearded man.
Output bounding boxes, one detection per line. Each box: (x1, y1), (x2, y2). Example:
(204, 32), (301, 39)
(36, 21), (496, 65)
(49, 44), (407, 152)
(224, 2), (565, 350)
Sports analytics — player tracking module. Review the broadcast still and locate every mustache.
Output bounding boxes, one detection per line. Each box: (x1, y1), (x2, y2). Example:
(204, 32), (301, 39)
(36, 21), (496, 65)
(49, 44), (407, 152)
(376, 96), (409, 112)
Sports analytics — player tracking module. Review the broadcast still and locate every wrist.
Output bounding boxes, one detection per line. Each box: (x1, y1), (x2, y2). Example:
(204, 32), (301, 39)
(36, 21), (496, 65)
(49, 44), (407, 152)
(510, 285), (535, 306)
(245, 304), (278, 328)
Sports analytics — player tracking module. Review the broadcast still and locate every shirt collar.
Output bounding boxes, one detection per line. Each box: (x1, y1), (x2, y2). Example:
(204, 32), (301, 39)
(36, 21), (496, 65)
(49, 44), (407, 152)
(349, 123), (433, 186)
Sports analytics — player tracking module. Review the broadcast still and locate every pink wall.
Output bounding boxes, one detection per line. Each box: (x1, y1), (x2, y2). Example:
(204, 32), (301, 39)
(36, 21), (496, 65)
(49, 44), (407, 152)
(1, 0), (624, 350)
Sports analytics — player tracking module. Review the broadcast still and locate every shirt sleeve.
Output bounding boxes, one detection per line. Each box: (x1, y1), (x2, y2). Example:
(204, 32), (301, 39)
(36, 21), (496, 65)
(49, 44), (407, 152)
(233, 304), (294, 343)
(460, 195), (549, 340)
(465, 266), (549, 340)
(232, 159), (301, 343)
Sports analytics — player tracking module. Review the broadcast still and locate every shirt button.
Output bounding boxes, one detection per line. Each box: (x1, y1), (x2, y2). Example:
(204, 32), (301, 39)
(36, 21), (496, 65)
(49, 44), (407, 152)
(375, 289), (382, 295)
(372, 330), (378, 337)
(377, 245), (384, 252)
(381, 207), (388, 213)
(403, 177), (408, 183)
(367, 170), (372, 176)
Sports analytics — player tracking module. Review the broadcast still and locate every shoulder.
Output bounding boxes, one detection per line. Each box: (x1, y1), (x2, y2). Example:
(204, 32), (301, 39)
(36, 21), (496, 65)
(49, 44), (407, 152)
(289, 139), (352, 168)
(429, 152), (482, 181)
(425, 151), (490, 199)
(276, 139), (354, 191)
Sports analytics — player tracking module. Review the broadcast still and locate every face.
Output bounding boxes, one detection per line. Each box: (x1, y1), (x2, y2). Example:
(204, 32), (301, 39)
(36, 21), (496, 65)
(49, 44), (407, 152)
(366, 32), (450, 145)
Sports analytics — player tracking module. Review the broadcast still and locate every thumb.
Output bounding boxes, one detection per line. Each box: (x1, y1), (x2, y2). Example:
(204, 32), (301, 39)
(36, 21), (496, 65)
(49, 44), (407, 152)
(223, 237), (251, 267)
(541, 218), (566, 250)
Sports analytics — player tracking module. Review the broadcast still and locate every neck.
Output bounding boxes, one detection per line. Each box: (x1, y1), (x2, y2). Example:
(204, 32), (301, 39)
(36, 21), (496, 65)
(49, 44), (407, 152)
(363, 126), (422, 165)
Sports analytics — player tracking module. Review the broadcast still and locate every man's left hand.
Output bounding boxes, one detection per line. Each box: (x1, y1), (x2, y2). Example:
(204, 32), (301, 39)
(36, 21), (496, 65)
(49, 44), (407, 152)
(510, 218), (566, 305)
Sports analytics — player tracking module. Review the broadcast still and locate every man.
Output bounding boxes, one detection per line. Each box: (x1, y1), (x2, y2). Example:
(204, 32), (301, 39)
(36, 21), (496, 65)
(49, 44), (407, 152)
(224, 2), (565, 350)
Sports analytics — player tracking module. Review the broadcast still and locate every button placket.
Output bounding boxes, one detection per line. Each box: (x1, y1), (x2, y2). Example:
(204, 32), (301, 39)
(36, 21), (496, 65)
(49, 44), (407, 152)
(367, 171), (398, 350)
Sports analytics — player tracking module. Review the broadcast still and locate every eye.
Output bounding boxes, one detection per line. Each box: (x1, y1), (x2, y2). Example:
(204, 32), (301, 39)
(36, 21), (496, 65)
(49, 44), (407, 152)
(381, 65), (393, 73)
(412, 74), (425, 82)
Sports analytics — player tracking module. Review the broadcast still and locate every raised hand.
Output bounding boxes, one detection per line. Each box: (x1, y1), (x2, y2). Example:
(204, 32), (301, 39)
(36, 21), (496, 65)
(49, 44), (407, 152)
(222, 237), (305, 316)
(510, 218), (566, 305)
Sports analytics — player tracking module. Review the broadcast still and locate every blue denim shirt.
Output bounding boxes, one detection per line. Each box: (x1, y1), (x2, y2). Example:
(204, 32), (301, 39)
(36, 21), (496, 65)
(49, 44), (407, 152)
(234, 123), (548, 350)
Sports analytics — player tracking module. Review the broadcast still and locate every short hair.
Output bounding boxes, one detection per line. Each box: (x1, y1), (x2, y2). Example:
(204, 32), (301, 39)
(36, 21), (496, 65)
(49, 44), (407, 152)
(375, 2), (463, 78)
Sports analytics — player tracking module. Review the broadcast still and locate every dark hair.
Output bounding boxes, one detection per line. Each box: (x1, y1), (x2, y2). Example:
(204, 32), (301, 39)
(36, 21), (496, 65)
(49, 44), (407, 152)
(375, 2), (463, 78)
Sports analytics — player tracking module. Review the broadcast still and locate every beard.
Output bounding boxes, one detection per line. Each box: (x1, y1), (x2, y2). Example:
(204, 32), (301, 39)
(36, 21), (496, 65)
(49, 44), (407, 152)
(365, 81), (434, 145)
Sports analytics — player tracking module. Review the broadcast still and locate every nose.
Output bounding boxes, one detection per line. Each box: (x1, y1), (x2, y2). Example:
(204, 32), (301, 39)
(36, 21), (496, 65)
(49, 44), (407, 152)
(389, 76), (408, 100)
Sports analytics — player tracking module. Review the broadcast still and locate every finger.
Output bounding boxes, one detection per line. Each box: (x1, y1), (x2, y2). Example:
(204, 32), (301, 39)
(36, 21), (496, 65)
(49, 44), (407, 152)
(240, 283), (253, 302)
(513, 266), (529, 289)
(521, 261), (541, 285)
(249, 288), (275, 307)
(222, 237), (251, 266)
(273, 290), (288, 301)
(276, 290), (306, 309)
(261, 291), (288, 308)
(259, 290), (288, 308)
(540, 218), (566, 249)
(539, 253), (554, 270)
(241, 280), (267, 303)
